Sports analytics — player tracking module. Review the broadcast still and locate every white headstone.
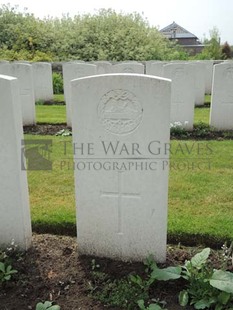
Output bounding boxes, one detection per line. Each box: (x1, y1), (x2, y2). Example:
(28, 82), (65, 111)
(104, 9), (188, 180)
(198, 60), (214, 95)
(0, 75), (32, 249)
(163, 63), (195, 129)
(71, 74), (171, 262)
(9, 63), (36, 125)
(190, 62), (205, 106)
(111, 62), (144, 74)
(70, 60), (85, 63)
(210, 63), (233, 129)
(120, 61), (140, 64)
(146, 62), (165, 76)
(32, 62), (53, 101)
(63, 63), (97, 126)
(93, 61), (112, 74)
(0, 62), (11, 75)
(205, 60), (214, 95)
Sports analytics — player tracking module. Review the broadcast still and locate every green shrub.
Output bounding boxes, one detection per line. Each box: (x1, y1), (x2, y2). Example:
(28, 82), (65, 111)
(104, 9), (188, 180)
(0, 48), (55, 62)
(53, 73), (63, 94)
(179, 247), (233, 309)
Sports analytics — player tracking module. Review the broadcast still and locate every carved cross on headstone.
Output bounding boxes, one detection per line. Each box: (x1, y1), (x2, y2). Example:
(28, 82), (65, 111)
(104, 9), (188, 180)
(101, 171), (140, 235)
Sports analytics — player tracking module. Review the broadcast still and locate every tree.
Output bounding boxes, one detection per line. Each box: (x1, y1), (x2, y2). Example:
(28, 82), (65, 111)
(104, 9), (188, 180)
(221, 41), (232, 59)
(196, 27), (222, 60)
(0, 5), (189, 61)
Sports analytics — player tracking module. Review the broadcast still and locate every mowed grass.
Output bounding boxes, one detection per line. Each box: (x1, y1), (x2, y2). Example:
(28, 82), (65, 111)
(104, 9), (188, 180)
(25, 135), (75, 233)
(194, 94), (210, 124)
(194, 107), (210, 124)
(36, 105), (66, 124)
(25, 134), (233, 244)
(35, 94), (211, 125)
(168, 140), (233, 243)
(54, 94), (65, 102)
(36, 105), (211, 125)
(36, 94), (66, 124)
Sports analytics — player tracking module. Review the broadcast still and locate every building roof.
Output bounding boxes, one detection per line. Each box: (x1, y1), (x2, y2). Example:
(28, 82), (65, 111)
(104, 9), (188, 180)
(160, 21), (198, 39)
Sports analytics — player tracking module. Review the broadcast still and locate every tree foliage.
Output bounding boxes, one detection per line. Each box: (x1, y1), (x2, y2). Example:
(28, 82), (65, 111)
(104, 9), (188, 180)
(0, 5), (188, 61)
(195, 26), (223, 60)
(221, 41), (232, 59)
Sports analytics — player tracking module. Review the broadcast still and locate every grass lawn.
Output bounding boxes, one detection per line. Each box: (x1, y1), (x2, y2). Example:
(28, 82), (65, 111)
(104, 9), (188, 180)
(25, 135), (233, 245)
(194, 107), (210, 124)
(36, 105), (66, 124)
(168, 140), (233, 244)
(54, 94), (65, 102)
(36, 94), (211, 125)
(25, 135), (75, 233)
(36, 105), (211, 126)
(36, 105), (211, 125)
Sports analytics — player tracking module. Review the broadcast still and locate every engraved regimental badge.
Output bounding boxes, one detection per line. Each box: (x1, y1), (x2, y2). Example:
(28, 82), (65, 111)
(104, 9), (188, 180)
(98, 89), (143, 135)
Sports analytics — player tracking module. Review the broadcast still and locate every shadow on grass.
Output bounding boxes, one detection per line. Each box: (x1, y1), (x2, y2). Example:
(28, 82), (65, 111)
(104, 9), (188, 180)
(32, 221), (77, 236)
(32, 222), (232, 250)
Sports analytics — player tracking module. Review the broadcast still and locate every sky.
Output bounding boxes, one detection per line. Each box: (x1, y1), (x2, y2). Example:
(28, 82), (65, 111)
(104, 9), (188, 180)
(1, 0), (233, 44)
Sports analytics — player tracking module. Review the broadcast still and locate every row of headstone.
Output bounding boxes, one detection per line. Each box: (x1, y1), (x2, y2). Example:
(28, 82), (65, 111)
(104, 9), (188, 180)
(64, 59), (232, 130)
(146, 61), (206, 106)
(0, 62), (53, 125)
(146, 60), (233, 130)
(0, 65), (232, 261)
(89, 60), (213, 97)
(1, 60), (232, 130)
(0, 72), (171, 263)
(63, 62), (145, 126)
(0, 61), (53, 101)
(146, 60), (214, 98)
(62, 60), (215, 129)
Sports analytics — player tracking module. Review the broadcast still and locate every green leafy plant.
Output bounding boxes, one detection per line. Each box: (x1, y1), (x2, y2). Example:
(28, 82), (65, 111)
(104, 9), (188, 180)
(179, 247), (233, 309)
(90, 275), (148, 309)
(193, 122), (213, 137)
(53, 73), (63, 94)
(129, 255), (181, 309)
(36, 301), (60, 310)
(170, 121), (189, 138)
(0, 239), (18, 284)
(0, 261), (17, 283)
(138, 249), (233, 310)
(89, 255), (173, 309)
(138, 299), (167, 310)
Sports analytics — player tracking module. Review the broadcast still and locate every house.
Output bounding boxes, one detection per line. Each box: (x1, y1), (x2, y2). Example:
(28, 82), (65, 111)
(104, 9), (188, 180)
(160, 21), (204, 55)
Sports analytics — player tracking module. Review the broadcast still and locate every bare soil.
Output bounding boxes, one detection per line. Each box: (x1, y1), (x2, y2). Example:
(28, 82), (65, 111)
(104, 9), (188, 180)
(1, 234), (231, 310)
